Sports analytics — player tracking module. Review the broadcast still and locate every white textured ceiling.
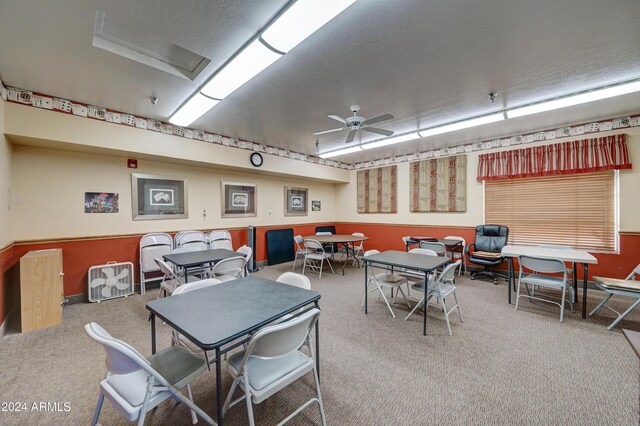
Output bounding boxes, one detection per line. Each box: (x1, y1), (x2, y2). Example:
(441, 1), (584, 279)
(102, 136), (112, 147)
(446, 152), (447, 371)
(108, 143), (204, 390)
(1, 0), (640, 164)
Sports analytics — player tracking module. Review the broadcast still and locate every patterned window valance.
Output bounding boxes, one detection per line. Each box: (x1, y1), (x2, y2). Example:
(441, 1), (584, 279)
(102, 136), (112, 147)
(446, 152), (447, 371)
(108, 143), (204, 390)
(410, 155), (467, 212)
(357, 165), (397, 213)
(477, 134), (631, 181)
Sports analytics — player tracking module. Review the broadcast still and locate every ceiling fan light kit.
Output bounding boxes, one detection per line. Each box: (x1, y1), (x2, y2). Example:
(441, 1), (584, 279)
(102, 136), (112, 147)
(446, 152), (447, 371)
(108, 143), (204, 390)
(170, 0), (358, 126)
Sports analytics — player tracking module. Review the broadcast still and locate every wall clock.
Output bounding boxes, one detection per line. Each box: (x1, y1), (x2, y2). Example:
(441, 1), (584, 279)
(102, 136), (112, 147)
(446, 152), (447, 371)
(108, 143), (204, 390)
(250, 152), (263, 167)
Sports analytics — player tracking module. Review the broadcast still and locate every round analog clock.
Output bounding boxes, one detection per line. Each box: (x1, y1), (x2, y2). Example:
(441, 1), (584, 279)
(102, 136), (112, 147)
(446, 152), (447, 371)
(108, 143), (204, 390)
(250, 152), (263, 167)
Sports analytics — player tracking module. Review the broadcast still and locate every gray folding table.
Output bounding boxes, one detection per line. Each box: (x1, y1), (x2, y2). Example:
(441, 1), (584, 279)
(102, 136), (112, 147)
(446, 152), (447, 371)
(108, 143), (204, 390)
(363, 250), (450, 335)
(146, 276), (321, 426)
(163, 248), (240, 279)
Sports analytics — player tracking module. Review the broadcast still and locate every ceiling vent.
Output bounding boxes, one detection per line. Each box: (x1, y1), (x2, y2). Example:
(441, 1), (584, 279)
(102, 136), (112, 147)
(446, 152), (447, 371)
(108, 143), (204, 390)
(93, 11), (210, 80)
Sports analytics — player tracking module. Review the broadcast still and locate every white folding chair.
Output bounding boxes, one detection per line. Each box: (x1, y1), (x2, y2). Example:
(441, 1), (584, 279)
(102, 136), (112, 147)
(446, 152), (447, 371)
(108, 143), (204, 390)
(175, 230), (208, 250)
(302, 239), (334, 279)
(398, 248), (439, 285)
(236, 245), (253, 276)
(315, 231), (336, 258)
(347, 232), (365, 266)
(444, 235), (467, 276)
(277, 272), (311, 290)
(419, 241), (446, 256)
(85, 322), (215, 426)
(402, 236), (418, 251)
(361, 250), (411, 318)
(590, 263), (640, 330)
(293, 235), (309, 271)
(154, 258), (184, 298)
(139, 233), (173, 295)
(209, 230), (233, 250)
(210, 256), (247, 282)
(405, 260), (464, 335)
(515, 255), (574, 322)
(222, 308), (326, 426)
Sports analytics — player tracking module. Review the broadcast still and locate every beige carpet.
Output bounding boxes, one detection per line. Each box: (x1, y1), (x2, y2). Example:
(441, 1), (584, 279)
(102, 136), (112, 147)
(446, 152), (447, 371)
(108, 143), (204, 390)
(1, 261), (639, 425)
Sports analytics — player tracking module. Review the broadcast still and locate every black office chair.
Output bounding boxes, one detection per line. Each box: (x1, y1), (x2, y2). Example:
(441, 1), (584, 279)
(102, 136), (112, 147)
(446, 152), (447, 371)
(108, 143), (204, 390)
(465, 225), (509, 285)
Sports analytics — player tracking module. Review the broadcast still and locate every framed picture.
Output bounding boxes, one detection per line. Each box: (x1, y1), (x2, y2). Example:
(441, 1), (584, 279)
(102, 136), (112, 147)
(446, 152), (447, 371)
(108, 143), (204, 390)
(284, 187), (308, 216)
(85, 192), (119, 213)
(311, 200), (321, 211)
(131, 173), (187, 220)
(222, 182), (256, 217)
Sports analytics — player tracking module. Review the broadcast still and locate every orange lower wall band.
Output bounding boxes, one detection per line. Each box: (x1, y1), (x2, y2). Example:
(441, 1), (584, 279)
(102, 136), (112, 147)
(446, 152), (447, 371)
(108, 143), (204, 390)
(2, 223), (640, 299)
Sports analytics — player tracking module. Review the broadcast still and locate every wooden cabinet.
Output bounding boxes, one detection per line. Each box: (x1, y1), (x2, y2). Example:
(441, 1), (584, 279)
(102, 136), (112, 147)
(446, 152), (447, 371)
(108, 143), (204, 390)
(20, 249), (64, 332)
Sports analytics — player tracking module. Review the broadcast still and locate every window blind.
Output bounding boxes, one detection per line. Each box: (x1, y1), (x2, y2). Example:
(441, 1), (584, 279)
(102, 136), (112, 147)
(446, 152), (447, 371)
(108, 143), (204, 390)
(484, 171), (616, 251)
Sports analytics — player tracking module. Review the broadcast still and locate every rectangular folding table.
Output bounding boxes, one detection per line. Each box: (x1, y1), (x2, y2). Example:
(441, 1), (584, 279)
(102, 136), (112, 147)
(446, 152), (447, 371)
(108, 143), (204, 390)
(146, 276), (321, 426)
(501, 245), (598, 318)
(363, 250), (450, 335)
(163, 248), (240, 279)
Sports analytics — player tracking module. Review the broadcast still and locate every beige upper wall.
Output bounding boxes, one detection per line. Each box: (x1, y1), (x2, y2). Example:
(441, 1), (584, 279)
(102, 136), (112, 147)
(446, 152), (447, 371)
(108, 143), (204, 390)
(4, 102), (349, 184)
(11, 145), (337, 240)
(336, 128), (640, 232)
(0, 98), (12, 247)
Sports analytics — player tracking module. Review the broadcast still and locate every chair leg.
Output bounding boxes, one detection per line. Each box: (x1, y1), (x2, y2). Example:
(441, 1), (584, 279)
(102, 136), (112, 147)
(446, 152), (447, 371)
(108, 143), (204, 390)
(302, 257), (307, 275)
(607, 298), (640, 330)
(589, 293), (614, 316)
(515, 279), (522, 310)
(244, 378), (255, 426)
(138, 380), (154, 426)
(405, 297), (425, 320)
(312, 365), (327, 426)
(396, 286), (411, 308)
(560, 285), (566, 323)
(318, 258), (323, 279)
(293, 252), (298, 271)
(91, 393), (104, 426)
(454, 291), (464, 322)
(377, 284), (396, 319)
(442, 297), (453, 336)
(222, 378), (239, 416)
(327, 257), (335, 274)
(185, 384), (197, 424)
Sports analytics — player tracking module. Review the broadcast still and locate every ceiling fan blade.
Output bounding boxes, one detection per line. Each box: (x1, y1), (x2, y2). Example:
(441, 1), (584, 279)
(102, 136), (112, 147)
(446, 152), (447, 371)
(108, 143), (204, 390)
(312, 127), (344, 136)
(362, 127), (394, 137)
(328, 115), (347, 124)
(362, 113), (394, 126)
(345, 130), (357, 143)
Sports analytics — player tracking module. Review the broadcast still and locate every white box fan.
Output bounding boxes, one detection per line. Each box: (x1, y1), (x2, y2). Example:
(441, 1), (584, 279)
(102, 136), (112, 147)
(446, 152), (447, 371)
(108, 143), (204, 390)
(88, 261), (135, 302)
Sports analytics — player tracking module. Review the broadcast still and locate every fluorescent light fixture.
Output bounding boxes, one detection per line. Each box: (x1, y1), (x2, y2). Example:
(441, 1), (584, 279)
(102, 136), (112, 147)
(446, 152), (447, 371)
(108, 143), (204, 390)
(319, 145), (363, 159)
(201, 39), (282, 99)
(418, 113), (505, 138)
(169, 93), (219, 126)
(507, 80), (640, 118)
(262, 0), (357, 53)
(362, 132), (421, 149)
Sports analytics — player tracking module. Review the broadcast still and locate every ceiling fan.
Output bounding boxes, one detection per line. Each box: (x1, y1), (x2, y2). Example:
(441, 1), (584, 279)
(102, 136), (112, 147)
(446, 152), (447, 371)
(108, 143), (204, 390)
(313, 105), (395, 143)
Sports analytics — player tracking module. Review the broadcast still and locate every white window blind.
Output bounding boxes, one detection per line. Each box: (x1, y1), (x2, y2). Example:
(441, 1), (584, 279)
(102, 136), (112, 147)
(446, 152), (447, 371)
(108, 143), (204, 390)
(484, 171), (616, 251)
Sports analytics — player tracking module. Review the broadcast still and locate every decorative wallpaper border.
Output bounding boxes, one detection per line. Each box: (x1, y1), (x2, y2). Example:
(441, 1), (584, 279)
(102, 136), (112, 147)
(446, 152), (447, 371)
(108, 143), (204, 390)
(1, 76), (638, 172)
(353, 114), (640, 169)
(0, 79), (352, 170)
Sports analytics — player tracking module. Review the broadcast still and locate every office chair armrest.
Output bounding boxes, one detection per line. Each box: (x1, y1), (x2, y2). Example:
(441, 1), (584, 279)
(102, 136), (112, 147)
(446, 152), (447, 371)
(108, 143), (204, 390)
(465, 243), (475, 255)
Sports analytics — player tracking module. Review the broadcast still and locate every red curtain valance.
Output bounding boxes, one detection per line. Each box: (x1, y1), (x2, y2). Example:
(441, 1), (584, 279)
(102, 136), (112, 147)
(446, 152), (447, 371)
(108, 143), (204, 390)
(477, 134), (632, 181)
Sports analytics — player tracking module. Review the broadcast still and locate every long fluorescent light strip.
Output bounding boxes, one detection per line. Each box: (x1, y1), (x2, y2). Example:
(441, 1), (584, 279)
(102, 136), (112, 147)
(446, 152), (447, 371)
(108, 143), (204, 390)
(261, 0), (357, 53)
(319, 145), (363, 158)
(362, 132), (421, 149)
(418, 113), (505, 138)
(170, 93), (219, 126)
(507, 79), (640, 118)
(201, 39), (282, 100)
(171, 1), (358, 126)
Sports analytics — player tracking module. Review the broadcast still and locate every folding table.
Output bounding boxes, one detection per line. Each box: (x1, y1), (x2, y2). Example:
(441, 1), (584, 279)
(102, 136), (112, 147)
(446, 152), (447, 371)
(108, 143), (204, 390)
(146, 277), (321, 426)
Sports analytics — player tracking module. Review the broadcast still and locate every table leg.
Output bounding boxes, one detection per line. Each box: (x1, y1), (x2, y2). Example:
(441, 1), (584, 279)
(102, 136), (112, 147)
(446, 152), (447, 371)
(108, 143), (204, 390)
(573, 263), (578, 304)
(150, 314), (156, 354)
(508, 258), (513, 305)
(582, 264), (589, 319)
(423, 271), (428, 336)
(364, 261), (368, 314)
(315, 313), (320, 383)
(341, 243), (348, 275)
(215, 347), (223, 426)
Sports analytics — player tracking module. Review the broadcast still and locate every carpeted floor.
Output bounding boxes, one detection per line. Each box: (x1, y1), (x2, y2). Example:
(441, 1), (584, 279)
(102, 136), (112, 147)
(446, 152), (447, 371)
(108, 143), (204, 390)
(1, 261), (639, 425)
